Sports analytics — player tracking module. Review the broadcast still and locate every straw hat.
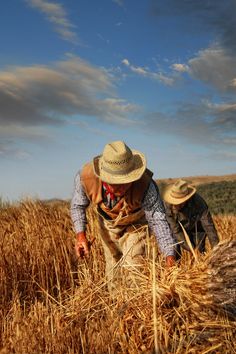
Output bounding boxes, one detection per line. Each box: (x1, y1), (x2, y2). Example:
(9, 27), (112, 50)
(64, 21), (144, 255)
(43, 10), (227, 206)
(163, 179), (196, 205)
(93, 141), (146, 184)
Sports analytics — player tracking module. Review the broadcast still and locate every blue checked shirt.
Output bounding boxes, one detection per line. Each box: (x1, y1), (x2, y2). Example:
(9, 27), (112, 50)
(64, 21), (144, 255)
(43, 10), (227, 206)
(71, 172), (175, 257)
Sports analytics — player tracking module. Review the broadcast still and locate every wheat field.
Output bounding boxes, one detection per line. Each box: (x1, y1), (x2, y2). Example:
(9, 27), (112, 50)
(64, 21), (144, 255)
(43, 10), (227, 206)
(0, 200), (236, 354)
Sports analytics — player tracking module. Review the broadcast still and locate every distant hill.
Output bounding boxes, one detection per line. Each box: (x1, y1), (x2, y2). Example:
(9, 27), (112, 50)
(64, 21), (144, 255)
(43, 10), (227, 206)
(157, 173), (236, 186)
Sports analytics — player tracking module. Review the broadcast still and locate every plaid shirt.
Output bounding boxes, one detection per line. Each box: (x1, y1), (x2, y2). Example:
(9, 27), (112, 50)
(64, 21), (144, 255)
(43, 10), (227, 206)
(71, 172), (175, 256)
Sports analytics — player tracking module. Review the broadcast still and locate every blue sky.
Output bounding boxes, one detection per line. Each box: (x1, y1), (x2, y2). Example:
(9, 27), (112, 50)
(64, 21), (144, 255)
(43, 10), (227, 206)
(1, 0), (236, 201)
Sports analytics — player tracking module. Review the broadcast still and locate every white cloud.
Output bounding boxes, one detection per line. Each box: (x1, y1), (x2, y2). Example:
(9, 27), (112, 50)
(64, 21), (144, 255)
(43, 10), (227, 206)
(172, 63), (189, 72)
(131, 66), (147, 75)
(122, 59), (130, 66)
(121, 58), (174, 85)
(25, 0), (78, 44)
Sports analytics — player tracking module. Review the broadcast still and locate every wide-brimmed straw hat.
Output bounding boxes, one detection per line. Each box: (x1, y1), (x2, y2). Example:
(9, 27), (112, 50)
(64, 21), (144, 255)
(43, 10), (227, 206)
(163, 179), (196, 205)
(93, 140), (146, 184)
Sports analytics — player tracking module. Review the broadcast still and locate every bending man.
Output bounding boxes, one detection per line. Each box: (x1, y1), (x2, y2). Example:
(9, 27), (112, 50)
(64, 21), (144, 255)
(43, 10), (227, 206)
(163, 179), (219, 258)
(71, 141), (175, 290)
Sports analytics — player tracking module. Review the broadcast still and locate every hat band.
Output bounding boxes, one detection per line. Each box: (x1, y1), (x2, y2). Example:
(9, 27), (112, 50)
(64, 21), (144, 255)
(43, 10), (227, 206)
(102, 162), (135, 176)
(103, 156), (132, 165)
(170, 190), (189, 199)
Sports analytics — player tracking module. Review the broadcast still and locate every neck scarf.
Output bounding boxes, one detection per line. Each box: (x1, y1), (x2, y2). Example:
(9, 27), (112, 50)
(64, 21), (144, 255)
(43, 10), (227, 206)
(102, 182), (120, 209)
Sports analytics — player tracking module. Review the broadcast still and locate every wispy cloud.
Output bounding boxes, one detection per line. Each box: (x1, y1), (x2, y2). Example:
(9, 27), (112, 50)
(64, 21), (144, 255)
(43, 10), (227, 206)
(0, 56), (139, 153)
(95, 98), (138, 124)
(170, 44), (236, 96)
(143, 98), (236, 150)
(97, 33), (110, 44)
(188, 46), (236, 92)
(25, 0), (78, 44)
(0, 56), (140, 157)
(122, 58), (175, 85)
(0, 141), (30, 159)
(141, 45), (236, 152)
(0, 126), (51, 142)
(112, 0), (124, 7)
(0, 125), (54, 159)
(209, 151), (236, 161)
(151, 0), (236, 54)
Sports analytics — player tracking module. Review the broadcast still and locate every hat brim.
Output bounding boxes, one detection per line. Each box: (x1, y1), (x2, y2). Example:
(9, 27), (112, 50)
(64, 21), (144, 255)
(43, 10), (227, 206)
(163, 184), (196, 205)
(93, 149), (146, 184)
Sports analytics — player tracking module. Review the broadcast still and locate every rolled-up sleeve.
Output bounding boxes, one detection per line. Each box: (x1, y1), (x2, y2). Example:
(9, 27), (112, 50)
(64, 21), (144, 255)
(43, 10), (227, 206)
(70, 172), (90, 234)
(142, 180), (175, 257)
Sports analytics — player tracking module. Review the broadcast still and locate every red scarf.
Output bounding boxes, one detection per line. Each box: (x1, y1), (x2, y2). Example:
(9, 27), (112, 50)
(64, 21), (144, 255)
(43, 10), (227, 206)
(102, 182), (116, 200)
(102, 182), (120, 208)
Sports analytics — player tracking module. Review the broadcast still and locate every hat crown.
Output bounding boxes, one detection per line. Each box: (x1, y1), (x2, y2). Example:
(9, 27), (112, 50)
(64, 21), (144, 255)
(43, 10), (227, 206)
(101, 141), (134, 175)
(93, 140), (146, 184)
(172, 180), (189, 196)
(103, 141), (132, 163)
(163, 179), (196, 205)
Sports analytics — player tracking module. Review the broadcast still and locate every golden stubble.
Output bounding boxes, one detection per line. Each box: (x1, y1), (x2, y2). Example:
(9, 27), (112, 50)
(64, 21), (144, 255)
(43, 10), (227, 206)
(0, 200), (235, 354)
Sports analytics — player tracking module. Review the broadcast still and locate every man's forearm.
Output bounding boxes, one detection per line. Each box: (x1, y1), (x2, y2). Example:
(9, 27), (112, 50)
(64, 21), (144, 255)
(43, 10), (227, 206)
(70, 173), (90, 234)
(70, 204), (87, 234)
(142, 181), (175, 257)
(152, 218), (175, 256)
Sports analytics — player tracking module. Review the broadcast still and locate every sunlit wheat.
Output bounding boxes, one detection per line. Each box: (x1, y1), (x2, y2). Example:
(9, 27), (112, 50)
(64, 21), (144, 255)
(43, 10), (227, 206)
(0, 200), (235, 353)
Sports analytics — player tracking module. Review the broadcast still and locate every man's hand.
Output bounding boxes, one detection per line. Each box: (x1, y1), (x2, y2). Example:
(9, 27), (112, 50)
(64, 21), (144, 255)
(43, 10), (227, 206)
(75, 231), (89, 258)
(166, 255), (175, 268)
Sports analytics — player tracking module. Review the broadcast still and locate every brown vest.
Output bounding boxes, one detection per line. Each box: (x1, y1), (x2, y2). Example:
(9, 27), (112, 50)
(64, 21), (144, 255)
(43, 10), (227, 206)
(80, 162), (153, 222)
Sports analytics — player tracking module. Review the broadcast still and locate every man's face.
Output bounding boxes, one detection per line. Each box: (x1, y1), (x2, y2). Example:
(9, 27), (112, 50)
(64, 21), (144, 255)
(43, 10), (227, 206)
(107, 182), (132, 197)
(172, 202), (186, 212)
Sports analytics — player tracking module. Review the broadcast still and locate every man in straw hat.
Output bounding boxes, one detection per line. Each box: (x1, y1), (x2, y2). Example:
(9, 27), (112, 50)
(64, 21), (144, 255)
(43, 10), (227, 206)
(71, 141), (175, 290)
(162, 179), (219, 258)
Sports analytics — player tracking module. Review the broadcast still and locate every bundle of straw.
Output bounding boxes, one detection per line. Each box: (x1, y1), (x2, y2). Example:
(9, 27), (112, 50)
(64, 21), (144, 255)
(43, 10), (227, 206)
(206, 239), (236, 317)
